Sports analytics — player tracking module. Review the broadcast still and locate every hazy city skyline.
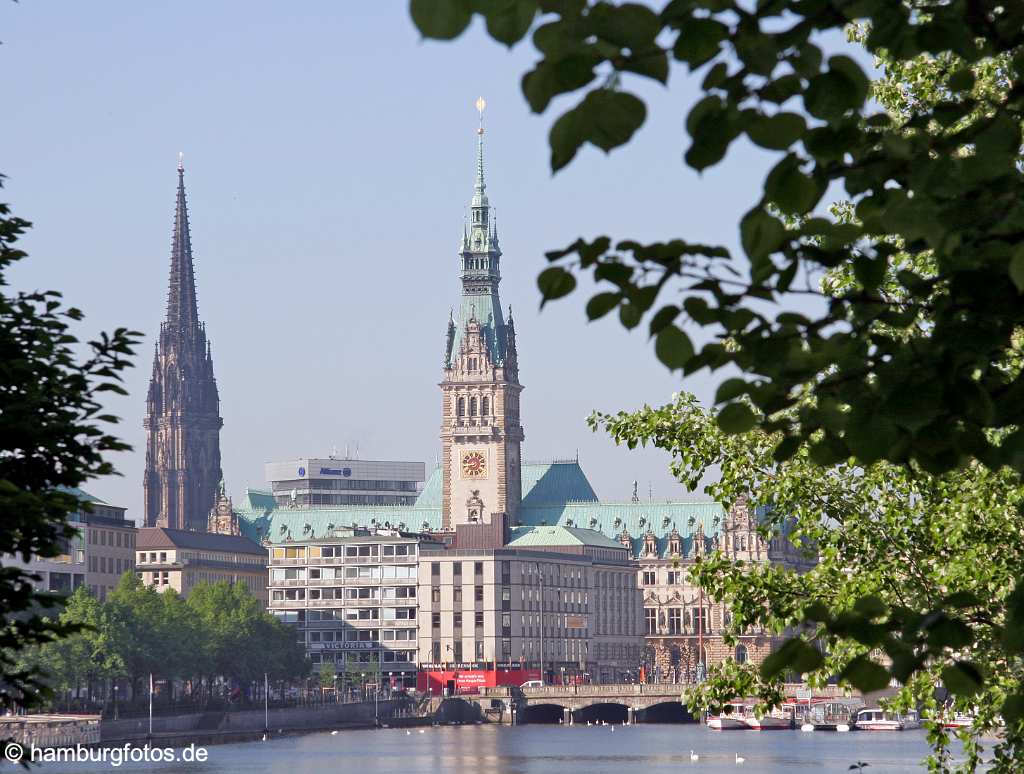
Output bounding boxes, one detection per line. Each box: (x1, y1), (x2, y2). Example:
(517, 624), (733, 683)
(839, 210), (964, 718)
(3, 3), (814, 520)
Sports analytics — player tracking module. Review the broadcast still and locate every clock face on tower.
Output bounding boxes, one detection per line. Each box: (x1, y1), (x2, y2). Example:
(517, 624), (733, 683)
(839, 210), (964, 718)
(461, 450), (487, 479)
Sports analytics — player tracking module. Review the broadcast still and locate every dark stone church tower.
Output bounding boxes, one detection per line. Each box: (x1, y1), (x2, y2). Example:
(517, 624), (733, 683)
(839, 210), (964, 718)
(143, 157), (223, 531)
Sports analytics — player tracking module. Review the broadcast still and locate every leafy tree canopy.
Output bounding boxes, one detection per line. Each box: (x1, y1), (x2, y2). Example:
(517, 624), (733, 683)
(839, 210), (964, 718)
(410, 0), (1024, 475)
(0, 179), (139, 713)
(592, 393), (1024, 769)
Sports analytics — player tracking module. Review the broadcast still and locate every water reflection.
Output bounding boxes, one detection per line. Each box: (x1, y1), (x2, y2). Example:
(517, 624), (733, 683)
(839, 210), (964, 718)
(36, 723), (952, 774)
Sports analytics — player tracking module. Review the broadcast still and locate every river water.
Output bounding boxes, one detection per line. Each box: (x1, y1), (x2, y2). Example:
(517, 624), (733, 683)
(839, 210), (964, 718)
(33, 724), (961, 773)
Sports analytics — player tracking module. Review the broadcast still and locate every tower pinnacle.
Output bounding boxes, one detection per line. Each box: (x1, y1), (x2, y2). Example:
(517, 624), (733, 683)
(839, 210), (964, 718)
(166, 157), (199, 332)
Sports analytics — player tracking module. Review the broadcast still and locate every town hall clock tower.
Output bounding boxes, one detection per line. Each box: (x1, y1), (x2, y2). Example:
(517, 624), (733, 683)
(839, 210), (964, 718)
(440, 99), (524, 531)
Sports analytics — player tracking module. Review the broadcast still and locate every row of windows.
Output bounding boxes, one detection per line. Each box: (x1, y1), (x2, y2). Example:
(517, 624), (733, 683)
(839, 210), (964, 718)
(641, 570), (684, 586)
(88, 529), (134, 548)
(273, 585), (417, 602)
(273, 479), (419, 493)
(431, 640), (488, 662)
(278, 494), (417, 507)
(644, 607), (711, 635)
(308, 628), (416, 643)
(89, 555), (133, 575)
(431, 561), (484, 576)
(455, 396), (491, 417)
(272, 544), (417, 560)
(272, 565), (416, 581)
(312, 650), (416, 665)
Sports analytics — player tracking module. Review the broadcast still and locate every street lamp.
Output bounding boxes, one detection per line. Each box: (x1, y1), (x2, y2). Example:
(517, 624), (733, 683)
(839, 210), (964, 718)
(113, 685), (119, 720)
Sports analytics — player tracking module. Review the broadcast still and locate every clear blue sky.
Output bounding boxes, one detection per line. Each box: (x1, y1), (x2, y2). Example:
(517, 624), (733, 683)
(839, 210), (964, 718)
(3, 2), (859, 520)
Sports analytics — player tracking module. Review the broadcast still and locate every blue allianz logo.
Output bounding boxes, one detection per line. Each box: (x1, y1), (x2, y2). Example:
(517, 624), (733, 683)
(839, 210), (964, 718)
(319, 467), (353, 477)
(297, 467), (306, 477)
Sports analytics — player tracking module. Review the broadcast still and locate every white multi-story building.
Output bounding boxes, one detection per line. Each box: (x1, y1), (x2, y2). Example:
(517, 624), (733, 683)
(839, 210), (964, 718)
(265, 458), (425, 509)
(267, 527), (440, 688)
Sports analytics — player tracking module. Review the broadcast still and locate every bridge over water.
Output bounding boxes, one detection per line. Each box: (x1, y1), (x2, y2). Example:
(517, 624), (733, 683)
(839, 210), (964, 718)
(477, 683), (866, 725)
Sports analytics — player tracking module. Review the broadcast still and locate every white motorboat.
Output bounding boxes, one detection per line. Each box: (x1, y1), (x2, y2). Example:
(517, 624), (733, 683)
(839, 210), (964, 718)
(706, 705), (749, 730)
(855, 708), (921, 731)
(744, 708), (794, 730)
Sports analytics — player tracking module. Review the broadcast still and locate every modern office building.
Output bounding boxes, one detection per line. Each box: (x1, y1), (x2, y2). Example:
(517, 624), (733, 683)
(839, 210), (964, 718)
(135, 527), (266, 604)
(416, 522), (643, 692)
(82, 496), (138, 600)
(267, 527), (442, 688)
(4, 489), (136, 603)
(265, 459), (425, 509)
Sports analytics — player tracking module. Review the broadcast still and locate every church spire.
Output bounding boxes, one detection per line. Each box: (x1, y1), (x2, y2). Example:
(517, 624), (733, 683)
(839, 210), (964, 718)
(165, 153), (200, 333)
(144, 156), (223, 532)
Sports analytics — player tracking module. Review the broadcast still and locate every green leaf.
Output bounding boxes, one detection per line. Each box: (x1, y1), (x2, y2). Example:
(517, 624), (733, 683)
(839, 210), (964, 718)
(760, 638), (823, 679)
(522, 52), (600, 113)
(549, 89), (647, 171)
(715, 378), (748, 403)
(1010, 246), (1024, 292)
(746, 112), (807, 151)
(841, 655), (890, 692)
(717, 403), (757, 434)
(655, 325), (694, 370)
(740, 208), (786, 260)
(941, 661), (984, 697)
(804, 56), (869, 122)
(673, 17), (728, 68)
(587, 90), (647, 152)
(764, 155), (822, 215)
(482, 0), (537, 46)
(585, 292), (621, 320)
(537, 267), (576, 305)
(648, 304), (680, 336)
(853, 595), (887, 619)
(1001, 694), (1024, 727)
(619, 301), (643, 329)
(410, 0), (473, 39)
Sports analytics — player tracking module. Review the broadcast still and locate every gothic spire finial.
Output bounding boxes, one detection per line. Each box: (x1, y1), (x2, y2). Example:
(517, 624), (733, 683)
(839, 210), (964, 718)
(165, 158), (199, 332)
(178, 151), (184, 173)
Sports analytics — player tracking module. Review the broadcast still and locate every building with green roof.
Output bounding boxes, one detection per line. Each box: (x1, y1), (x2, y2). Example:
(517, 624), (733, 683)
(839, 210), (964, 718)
(233, 105), (812, 685)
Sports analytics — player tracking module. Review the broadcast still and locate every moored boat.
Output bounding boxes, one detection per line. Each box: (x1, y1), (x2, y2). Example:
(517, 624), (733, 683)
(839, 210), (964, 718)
(855, 708), (920, 731)
(706, 704), (749, 730)
(706, 715), (749, 730)
(941, 712), (974, 730)
(744, 708), (794, 730)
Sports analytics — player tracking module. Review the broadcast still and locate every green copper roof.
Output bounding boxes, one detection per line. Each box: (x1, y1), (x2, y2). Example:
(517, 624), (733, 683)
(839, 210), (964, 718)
(415, 460), (598, 509)
(520, 460), (598, 506)
(449, 293), (508, 367)
(507, 525), (628, 550)
(240, 489), (276, 511)
(235, 505), (443, 545)
(415, 467), (443, 507)
(237, 460), (738, 557)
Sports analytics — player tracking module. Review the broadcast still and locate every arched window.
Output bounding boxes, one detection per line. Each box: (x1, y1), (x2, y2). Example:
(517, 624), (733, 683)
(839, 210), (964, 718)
(481, 397), (490, 416)
(735, 645), (748, 664)
(470, 397), (478, 416)
(457, 397), (465, 417)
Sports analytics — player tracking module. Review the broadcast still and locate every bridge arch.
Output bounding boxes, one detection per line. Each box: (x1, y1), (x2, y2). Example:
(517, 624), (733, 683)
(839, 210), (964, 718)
(572, 702), (629, 725)
(635, 701), (697, 724)
(521, 703), (566, 724)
